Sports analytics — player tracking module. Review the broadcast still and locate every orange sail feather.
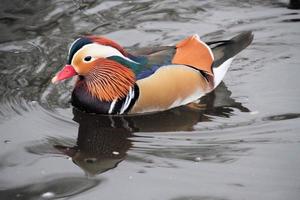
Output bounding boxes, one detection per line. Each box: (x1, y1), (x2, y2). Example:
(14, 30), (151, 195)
(172, 35), (214, 75)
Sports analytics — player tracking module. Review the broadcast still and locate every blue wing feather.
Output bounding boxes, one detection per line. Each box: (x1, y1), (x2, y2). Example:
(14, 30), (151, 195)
(127, 46), (176, 79)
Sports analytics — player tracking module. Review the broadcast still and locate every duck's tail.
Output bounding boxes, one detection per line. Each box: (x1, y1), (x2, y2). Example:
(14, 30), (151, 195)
(209, 31), (254, 88)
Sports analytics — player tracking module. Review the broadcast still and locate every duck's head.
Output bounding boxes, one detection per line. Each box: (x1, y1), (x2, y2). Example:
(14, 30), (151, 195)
(52, 36), (136, 101)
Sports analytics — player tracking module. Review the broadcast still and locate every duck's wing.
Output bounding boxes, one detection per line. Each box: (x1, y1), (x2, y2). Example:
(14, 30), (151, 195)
(128, 46), (175, 56)
(127, 34), (214, 79)
(128, 31), (253, 73)
(209, 31), (254, 88)
(126, 31), (253, 84)
(126, 46), (176, 79)
(128, 32), (253, 114)
(210, 31), (254, 68)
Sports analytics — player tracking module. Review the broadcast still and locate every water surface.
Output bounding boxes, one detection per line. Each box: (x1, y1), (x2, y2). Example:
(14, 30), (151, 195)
(0, 0), (300, 200)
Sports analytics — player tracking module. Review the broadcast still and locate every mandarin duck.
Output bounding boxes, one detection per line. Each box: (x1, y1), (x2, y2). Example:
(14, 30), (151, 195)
(52, 31), (253, 114)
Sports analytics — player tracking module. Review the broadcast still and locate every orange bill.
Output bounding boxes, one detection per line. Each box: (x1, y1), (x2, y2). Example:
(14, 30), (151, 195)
(52, 65), (77, 84)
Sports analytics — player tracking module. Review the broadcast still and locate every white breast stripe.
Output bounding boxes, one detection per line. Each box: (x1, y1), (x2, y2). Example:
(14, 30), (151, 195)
(108, 99), (117, 114)
(120, 87), (134, 114)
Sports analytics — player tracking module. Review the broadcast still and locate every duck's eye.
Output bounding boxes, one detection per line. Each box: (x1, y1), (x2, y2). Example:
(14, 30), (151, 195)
(84, 56), (92, 62)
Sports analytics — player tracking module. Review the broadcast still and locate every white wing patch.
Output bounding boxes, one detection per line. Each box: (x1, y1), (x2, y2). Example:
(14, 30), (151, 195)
(213, 57), (234, 88)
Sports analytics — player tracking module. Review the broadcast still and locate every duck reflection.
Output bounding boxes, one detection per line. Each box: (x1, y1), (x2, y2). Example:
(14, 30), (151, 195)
(55, 111), (133, 176)
(52, 82), (249, 176)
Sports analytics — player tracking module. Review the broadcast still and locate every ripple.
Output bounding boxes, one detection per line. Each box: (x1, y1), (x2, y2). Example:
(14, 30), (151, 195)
(0, 174), (101, 200)
(263, 113), (300, 121)
(0, 97), (33, 121)
(0, 1), (300, 199)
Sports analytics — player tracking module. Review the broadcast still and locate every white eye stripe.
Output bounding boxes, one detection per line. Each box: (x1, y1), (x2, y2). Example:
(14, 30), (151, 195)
(81, 43), (138, 64)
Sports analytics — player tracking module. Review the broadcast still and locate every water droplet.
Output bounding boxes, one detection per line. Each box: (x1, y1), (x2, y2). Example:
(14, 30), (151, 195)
(112, 151), (119, 155)
(41, 192), (55, 199)
(194, 157), (202, 162)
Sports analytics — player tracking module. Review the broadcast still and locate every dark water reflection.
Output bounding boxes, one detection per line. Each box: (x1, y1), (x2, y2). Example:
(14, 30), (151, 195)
(0, 83), (254, 199)
(1, 0), (300, 200)
(22, 83), (249, 176)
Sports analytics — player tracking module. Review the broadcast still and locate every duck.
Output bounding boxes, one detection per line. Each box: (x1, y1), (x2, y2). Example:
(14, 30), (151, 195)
(51, 31), (253, 114)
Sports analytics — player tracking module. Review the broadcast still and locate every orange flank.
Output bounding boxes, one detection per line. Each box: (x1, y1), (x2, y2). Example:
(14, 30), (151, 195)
(131, 65), (211, 114)
(172, 35), (214, 75)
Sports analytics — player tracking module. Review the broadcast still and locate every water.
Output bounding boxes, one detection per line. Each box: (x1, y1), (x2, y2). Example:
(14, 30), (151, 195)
(0, 0), (300, 199)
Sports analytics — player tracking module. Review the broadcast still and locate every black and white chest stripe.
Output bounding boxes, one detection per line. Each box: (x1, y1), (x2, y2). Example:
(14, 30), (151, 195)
(109, 84), (139, 114)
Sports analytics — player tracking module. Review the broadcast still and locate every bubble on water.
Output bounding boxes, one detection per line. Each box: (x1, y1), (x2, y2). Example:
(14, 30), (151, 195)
(41, 192), (55, 199)
(30, 101), (38, 106)
(194, 157), (202, 162)
(250, 110), (259, 115)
